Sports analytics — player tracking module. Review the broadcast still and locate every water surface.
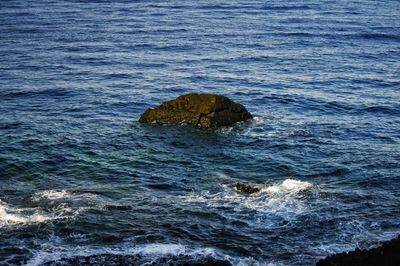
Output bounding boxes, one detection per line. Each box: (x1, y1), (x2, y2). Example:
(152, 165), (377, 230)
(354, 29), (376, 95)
(1, 0), (400, 265)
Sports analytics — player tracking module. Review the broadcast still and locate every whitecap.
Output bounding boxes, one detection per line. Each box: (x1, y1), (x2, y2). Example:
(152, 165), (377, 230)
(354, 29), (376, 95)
(0, 200), (63, 226)
(262, 179), (313, 194)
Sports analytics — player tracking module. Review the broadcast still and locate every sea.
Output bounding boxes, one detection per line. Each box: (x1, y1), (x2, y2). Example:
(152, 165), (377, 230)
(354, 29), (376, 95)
(0, 0), (399, 265)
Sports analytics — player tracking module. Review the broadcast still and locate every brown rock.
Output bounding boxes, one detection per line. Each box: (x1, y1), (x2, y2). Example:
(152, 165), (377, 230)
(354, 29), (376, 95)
(139, 93), (252, 128)
(234, 183), (261, 194)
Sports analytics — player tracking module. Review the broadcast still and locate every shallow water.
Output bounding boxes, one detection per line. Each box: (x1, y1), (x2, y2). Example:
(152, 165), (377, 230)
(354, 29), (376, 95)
(1, 0), (400, 265)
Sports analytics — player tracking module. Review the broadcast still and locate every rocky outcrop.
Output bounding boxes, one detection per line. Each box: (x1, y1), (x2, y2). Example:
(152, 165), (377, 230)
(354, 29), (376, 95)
(234, 183), (260, 194)
(316, 235), (400, 266)
(139, 93), (252, 128)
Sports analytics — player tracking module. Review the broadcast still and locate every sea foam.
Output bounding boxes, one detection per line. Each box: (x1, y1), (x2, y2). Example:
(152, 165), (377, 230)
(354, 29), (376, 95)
(180, 178), (314, 229)
(0, 190), (103, 227)
(27, 243), (230, 266)
(0, 200), (59, 226)
(32, 190), (71, 201)
(32, 189), (102, 202)
(262, 179), (313, 194)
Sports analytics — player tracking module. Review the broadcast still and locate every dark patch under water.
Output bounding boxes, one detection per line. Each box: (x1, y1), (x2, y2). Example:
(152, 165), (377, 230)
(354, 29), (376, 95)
(0, 0), (399, 265)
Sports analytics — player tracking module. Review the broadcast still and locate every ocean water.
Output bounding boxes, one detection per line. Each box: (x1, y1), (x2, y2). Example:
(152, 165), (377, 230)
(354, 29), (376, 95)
(1, 0), (400, 265)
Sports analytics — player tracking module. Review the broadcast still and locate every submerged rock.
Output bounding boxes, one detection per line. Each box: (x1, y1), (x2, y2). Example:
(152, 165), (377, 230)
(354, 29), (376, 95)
(316, 235), (400, 266)
(234, 183), (260, 194)
(139, 93), (252, 128)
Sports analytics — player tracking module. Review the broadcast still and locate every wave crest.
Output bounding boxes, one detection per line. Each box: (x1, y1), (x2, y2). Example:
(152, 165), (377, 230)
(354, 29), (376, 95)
(32, 189), (103, 203)
(0, 200), (62, 226)
(28, 243), (233, 266)
(262, 179), (313, 194)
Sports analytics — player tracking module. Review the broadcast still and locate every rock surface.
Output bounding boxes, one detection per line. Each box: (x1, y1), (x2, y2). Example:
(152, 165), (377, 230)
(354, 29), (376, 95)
(234, 183), (260, 194)
(139, 93), (252, 128)
(316, 235), (400, 266)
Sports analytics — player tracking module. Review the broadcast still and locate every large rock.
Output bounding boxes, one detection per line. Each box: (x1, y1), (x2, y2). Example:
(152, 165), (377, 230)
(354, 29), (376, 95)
(139, 93), (253, 128)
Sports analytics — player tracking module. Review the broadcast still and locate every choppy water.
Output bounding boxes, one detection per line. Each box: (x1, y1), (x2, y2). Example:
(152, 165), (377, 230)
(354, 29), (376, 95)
(1, 0), (400, 265)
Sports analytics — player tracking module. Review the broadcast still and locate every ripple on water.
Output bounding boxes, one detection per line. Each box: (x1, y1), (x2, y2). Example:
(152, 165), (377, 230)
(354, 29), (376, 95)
(0, 0), (399, 264)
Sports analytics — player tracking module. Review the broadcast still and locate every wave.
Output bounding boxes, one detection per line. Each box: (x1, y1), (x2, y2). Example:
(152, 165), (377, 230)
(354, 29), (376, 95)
(261, 179), (313, 194)
(0, 200), (64, 226)
(28, 243), (233, 266)
(32, 189), (103, 202)
(32, 190), (71, 201)
(1, 190), (108, 227)
(357, 33), (400, 41)
(2, 88), (76, 99)
(32, 189), (126, 212)
(180, 178), (315, 228)
(362, 105), (400, 116)
(312, 223), (400, 257)
(261, 4), (312, 11)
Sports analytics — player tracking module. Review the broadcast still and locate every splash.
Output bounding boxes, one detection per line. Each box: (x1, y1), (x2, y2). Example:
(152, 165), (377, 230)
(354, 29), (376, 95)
(263, 179), (313, 194)
(180, 179), (315, 228)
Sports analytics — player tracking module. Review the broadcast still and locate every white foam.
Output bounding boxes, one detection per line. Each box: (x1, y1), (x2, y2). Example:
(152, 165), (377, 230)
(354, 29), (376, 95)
(253, 116), (266, 124)
(312, 219), (400, 258)
(32, 190), (71, 201)
(32, 190), (102, 202)
(134, 243), (216, 257)
(263, 179), (313, 194)
(179, 179), (314, 229)
(0, 200), (60, 226)
(0, 193), (98, 227)
(1, 189), (114, 228)
(27, 243), (228, 266)
(239, 115), (280, 138)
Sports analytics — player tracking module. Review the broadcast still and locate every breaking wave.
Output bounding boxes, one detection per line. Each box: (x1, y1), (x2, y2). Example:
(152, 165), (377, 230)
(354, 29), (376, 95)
(180, 178), (315, 229)
(32, 190), (72, 201)
(0, 200), (64, 226)
(32, 189), (103, 203)
(261, 179), (313, 194)
(28, 243), (237, 266)
(1, 190), (108, 228)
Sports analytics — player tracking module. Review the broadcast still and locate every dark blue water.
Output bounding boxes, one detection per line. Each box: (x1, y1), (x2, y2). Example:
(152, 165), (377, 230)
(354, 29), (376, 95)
(1, 0), (400, 265)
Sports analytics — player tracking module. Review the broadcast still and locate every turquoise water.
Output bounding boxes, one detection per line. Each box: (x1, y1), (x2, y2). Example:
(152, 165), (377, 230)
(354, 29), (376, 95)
(1, 0), (400, 265)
